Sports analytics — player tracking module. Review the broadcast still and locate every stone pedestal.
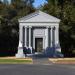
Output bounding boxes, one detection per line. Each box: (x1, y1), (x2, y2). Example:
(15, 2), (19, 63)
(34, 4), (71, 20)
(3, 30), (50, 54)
(16, 47), (25, 58)
(29, 47), (33, 53)
(55, 45), (64, 57)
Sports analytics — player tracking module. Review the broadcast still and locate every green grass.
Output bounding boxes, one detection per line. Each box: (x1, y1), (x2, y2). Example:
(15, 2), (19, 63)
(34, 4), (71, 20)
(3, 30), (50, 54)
(0, 59), (32, 64)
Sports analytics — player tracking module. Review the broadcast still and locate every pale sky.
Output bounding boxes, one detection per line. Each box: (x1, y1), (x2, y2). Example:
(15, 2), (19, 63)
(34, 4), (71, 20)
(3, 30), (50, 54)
(1, 0), (47, 8)
(33, 0), (47, 7)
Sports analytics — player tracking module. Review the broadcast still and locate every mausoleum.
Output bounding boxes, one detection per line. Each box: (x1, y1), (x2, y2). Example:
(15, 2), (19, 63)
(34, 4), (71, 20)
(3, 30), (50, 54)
(16, 11), (62, 58)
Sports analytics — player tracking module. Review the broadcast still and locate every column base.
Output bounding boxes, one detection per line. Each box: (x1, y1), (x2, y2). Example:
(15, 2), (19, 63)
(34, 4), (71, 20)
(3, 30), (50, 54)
(16, 53), (25, 58)
(44, 47), (64, 57)
(15, 47), (25, 58)
(55, 47), (64, 57)
(56, 47), (61, 53)
(45, 47), (55, 57)
(29, 46), (32, 54)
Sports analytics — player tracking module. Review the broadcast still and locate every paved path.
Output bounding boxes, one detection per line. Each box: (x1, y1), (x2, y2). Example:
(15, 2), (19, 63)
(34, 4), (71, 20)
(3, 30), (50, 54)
(33, 58), (52, 65)
(30, 53), (53, 65)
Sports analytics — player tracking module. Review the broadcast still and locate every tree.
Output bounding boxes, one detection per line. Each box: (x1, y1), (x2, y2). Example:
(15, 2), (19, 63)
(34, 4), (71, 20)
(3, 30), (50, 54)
(0, 0), (35, 56)
(42, 0), (75, 57)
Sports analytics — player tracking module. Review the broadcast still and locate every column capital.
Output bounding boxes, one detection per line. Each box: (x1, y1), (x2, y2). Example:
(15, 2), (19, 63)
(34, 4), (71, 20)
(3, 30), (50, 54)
(46, 26), (49, 28)
(55, 26), (59, 29)
(23, 26), (25, 29)
(50, 26), (57, 30)
(24, 26), (28, 28)
(49, 26), (53, 30)
(53, 27), (56, 30)
(29, 26), (32, 28)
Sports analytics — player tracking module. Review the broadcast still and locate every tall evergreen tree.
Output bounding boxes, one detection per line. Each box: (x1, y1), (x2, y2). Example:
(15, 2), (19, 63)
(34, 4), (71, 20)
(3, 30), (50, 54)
(0, 0), (35, 56)
(42, 0), (75, 57)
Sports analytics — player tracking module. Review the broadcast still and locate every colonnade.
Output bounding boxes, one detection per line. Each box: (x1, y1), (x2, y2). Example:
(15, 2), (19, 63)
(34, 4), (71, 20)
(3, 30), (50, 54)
(21, 26), (59, 49)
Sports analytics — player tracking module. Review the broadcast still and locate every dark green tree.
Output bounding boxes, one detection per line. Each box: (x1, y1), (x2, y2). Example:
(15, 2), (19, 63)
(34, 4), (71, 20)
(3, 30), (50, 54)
(0, 0), (35, 56)
(42, 0), (75, 57)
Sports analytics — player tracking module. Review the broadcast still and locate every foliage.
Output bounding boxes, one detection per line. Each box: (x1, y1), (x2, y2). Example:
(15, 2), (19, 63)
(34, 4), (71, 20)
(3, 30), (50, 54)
(0, 0), (35, 56)
(42, 0), (75, 57)
(0, 0), (75, 57)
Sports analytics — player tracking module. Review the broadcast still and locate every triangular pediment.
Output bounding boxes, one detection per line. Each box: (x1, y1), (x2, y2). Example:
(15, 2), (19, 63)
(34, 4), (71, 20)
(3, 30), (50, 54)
(19, 11), (60, 23)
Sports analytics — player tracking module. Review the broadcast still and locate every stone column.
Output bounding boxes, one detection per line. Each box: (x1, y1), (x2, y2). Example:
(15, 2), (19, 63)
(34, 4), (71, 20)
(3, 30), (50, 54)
(46, 26), (49, 47)
(55, 26), (61, 53)
(29, 26), (32, 47)
(25, 26), (27, 47)
(15, 26), (25, 58)
(29, 26), (32, 53)
(19, 25), (22, 42)
(55, 26), (59, 45)
(50, 27), (53, 47)
(22, 26), (25, 48)
(18, 25), (22, 47)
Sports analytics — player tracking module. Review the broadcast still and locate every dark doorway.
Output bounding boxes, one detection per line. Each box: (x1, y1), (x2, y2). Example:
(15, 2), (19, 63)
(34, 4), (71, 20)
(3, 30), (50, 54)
(35, 38), (43, 52)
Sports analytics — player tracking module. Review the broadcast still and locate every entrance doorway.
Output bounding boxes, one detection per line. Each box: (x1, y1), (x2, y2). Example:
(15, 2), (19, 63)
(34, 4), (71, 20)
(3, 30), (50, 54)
(35, 38), (43, 52)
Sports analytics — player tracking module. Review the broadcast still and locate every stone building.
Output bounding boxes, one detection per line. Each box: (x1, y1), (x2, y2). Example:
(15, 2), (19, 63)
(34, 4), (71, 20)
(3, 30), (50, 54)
(16, 11), (62, 58)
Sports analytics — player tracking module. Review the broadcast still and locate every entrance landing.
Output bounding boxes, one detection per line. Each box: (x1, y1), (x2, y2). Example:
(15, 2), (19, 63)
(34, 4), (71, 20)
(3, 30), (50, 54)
(33, 58), (52, 65)
(27, 53), (52, 65)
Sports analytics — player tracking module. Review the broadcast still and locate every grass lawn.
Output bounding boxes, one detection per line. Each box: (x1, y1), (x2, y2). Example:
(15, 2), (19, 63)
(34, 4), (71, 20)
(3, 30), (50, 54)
(0, 57), (32, 64)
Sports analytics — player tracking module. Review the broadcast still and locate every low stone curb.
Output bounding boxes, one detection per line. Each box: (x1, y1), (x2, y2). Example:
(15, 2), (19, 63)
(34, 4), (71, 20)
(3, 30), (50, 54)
(49, 58), (75, 64)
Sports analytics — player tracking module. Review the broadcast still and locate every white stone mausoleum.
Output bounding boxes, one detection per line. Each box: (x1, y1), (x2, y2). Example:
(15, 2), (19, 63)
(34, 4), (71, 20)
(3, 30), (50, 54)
(16, 11), (62, 58)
